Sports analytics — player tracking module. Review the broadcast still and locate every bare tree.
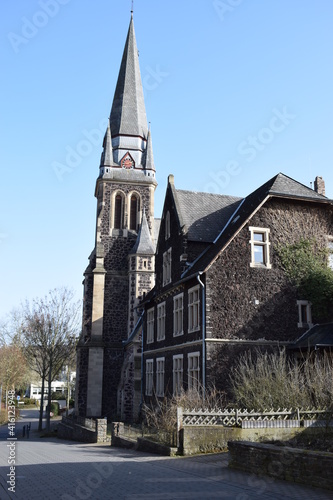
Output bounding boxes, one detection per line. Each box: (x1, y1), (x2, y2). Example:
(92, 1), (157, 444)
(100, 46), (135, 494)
(0, 311), (30, 412)
(22, 288), (80, 431)
(0, 344), (29, 411)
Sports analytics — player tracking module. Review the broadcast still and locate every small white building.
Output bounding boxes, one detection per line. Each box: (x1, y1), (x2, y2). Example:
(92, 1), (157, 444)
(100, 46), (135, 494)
(27, 370), (76, 400)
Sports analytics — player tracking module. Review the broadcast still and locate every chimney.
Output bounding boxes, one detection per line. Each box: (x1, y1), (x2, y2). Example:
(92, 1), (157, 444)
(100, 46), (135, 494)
(314, 176), (325, 196)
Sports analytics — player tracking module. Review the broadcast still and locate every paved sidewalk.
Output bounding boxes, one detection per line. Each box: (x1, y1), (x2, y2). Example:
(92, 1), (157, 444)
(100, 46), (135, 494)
(0, 410), (332, 499)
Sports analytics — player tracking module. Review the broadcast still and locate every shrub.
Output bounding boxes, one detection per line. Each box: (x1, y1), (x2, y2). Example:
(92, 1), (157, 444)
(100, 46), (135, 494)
(51, 392), (66, 400)
(230, 348), (333, 410)
(50, 402), (59, 417)
(23, 397), (37, 405)
(142, 387), (225, 435)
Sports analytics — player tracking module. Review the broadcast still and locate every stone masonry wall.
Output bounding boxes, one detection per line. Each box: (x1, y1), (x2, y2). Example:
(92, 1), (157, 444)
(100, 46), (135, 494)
(205, 198), (333, 395)
(102, 348), (124, 419)
(76, 347), (89, 416)
(207, 198), (333, 343)
(228, 440), (333, 491)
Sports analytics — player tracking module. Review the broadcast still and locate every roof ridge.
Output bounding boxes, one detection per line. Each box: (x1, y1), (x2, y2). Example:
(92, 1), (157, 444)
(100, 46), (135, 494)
(175, 188), (242, 199)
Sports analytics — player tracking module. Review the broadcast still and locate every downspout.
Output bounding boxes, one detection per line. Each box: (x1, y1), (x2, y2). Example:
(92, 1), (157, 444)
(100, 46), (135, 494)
(197, 272), (206, 402)
(140, 321), (144, 411)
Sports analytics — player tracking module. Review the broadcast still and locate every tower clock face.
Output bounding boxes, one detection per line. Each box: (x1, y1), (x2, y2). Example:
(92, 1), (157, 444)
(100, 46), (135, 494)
(121, 153), (135, 169)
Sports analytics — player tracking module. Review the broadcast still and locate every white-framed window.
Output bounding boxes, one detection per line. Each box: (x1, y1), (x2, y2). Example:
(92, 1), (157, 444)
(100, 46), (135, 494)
(188, 286), (200, 332)
(327, 237), (333, 270)
(147, 308), (154, 344)
(173, 355), (183, 395)
(297, 300), (313, 328)
(156, 357), (165, 397)
(249, 227), (271, 268)
(173, 293), (184, 336)
(163, 248), (172, 285)
(145, 359), (154, 396)
(188, 352), (200, 392)
(165, 211), (171, 240)
(157, 302), (166, 341)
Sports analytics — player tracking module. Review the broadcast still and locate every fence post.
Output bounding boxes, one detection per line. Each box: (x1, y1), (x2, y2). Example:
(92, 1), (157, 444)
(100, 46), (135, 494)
(177, 407), (183, 449)
(297, 408), (300, 421)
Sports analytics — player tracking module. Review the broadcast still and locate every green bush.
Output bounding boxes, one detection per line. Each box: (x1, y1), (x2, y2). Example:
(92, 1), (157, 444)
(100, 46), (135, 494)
(50, 402), (59, 417)
(51, 392), (66, 400)
(23, 398), (37, 405)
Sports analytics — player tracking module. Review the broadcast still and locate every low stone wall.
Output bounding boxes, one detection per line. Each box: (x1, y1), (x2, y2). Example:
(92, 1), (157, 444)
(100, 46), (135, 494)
(228, 441), (333, 491)
(58, 422), (97, 443)
(137, 437), (178, 457)
(57, 417), (110, 444)
(180, 425), (301, 455)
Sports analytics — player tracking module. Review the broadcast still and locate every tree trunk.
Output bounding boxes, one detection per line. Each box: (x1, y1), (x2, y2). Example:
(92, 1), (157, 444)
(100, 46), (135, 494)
(38, 376), (45, 431)
(66, 366), (70, 417)
(46, 360), (52, 432)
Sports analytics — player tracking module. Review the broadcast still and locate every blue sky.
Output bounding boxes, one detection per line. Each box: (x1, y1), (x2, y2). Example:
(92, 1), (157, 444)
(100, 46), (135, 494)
(1, 0), (333, 319)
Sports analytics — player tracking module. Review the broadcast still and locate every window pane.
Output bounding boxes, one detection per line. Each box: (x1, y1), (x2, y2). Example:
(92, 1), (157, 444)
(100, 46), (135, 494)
(130, 196), (138, 230)
(114, 195), (122, 229)
(253, 233), (264, 241)
(254, 244), (264, 264)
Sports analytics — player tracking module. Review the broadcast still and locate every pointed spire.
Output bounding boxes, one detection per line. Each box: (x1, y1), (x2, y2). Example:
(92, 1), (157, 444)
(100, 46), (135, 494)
(100, 119), (114, 167)
(110, 15), (148, 139)
(142, 124), (155, 171)
(130, 212), (155, 255)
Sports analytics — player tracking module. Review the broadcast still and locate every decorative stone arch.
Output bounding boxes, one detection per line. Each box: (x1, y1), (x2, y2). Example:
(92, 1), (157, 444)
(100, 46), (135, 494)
(111, 190), (126, 230)
(128, 191), (141, 231)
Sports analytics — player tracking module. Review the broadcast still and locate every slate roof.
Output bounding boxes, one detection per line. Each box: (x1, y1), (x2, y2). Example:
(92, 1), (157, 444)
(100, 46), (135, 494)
(154, 218), (161, 247)
(175, 190), (242, 243)
(289, 323), (333, 350)
(130, 212), (155, 255)
(100, 120), (116, 167)
(110, 14), (148, 139)
(269, 174), (327, 200)
(182, 173), (331, 278)
(141, 127), (155, 171)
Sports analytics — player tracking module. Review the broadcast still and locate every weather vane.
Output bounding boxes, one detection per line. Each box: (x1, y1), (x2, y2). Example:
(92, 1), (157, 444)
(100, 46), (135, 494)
(131, 0), (134, 14)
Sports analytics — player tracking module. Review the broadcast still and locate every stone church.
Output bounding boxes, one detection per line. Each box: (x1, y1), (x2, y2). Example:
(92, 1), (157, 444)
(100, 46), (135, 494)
(76, 13), (159, 421)
(76, 12), (333, 423)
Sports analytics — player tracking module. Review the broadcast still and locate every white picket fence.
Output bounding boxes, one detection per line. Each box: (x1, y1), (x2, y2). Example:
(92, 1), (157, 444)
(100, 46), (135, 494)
(177, 407), (332, 430)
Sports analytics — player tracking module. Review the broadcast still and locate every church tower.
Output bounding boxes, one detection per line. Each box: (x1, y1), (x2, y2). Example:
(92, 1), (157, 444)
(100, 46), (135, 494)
(76, 13), (157, 419)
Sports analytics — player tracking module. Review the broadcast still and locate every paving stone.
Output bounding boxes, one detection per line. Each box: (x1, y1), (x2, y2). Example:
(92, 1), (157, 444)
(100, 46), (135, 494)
(0, 409), (332, 499)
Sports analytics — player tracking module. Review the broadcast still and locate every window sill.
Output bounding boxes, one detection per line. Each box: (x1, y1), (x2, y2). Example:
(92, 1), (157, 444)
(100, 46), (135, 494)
(173, 332), (184, 337)
(250, 263), (272, 269)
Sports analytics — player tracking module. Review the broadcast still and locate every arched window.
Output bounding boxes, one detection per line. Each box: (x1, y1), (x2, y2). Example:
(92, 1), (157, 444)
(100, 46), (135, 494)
(130, 194), (140, 231)
(114, 194), (123, 229)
